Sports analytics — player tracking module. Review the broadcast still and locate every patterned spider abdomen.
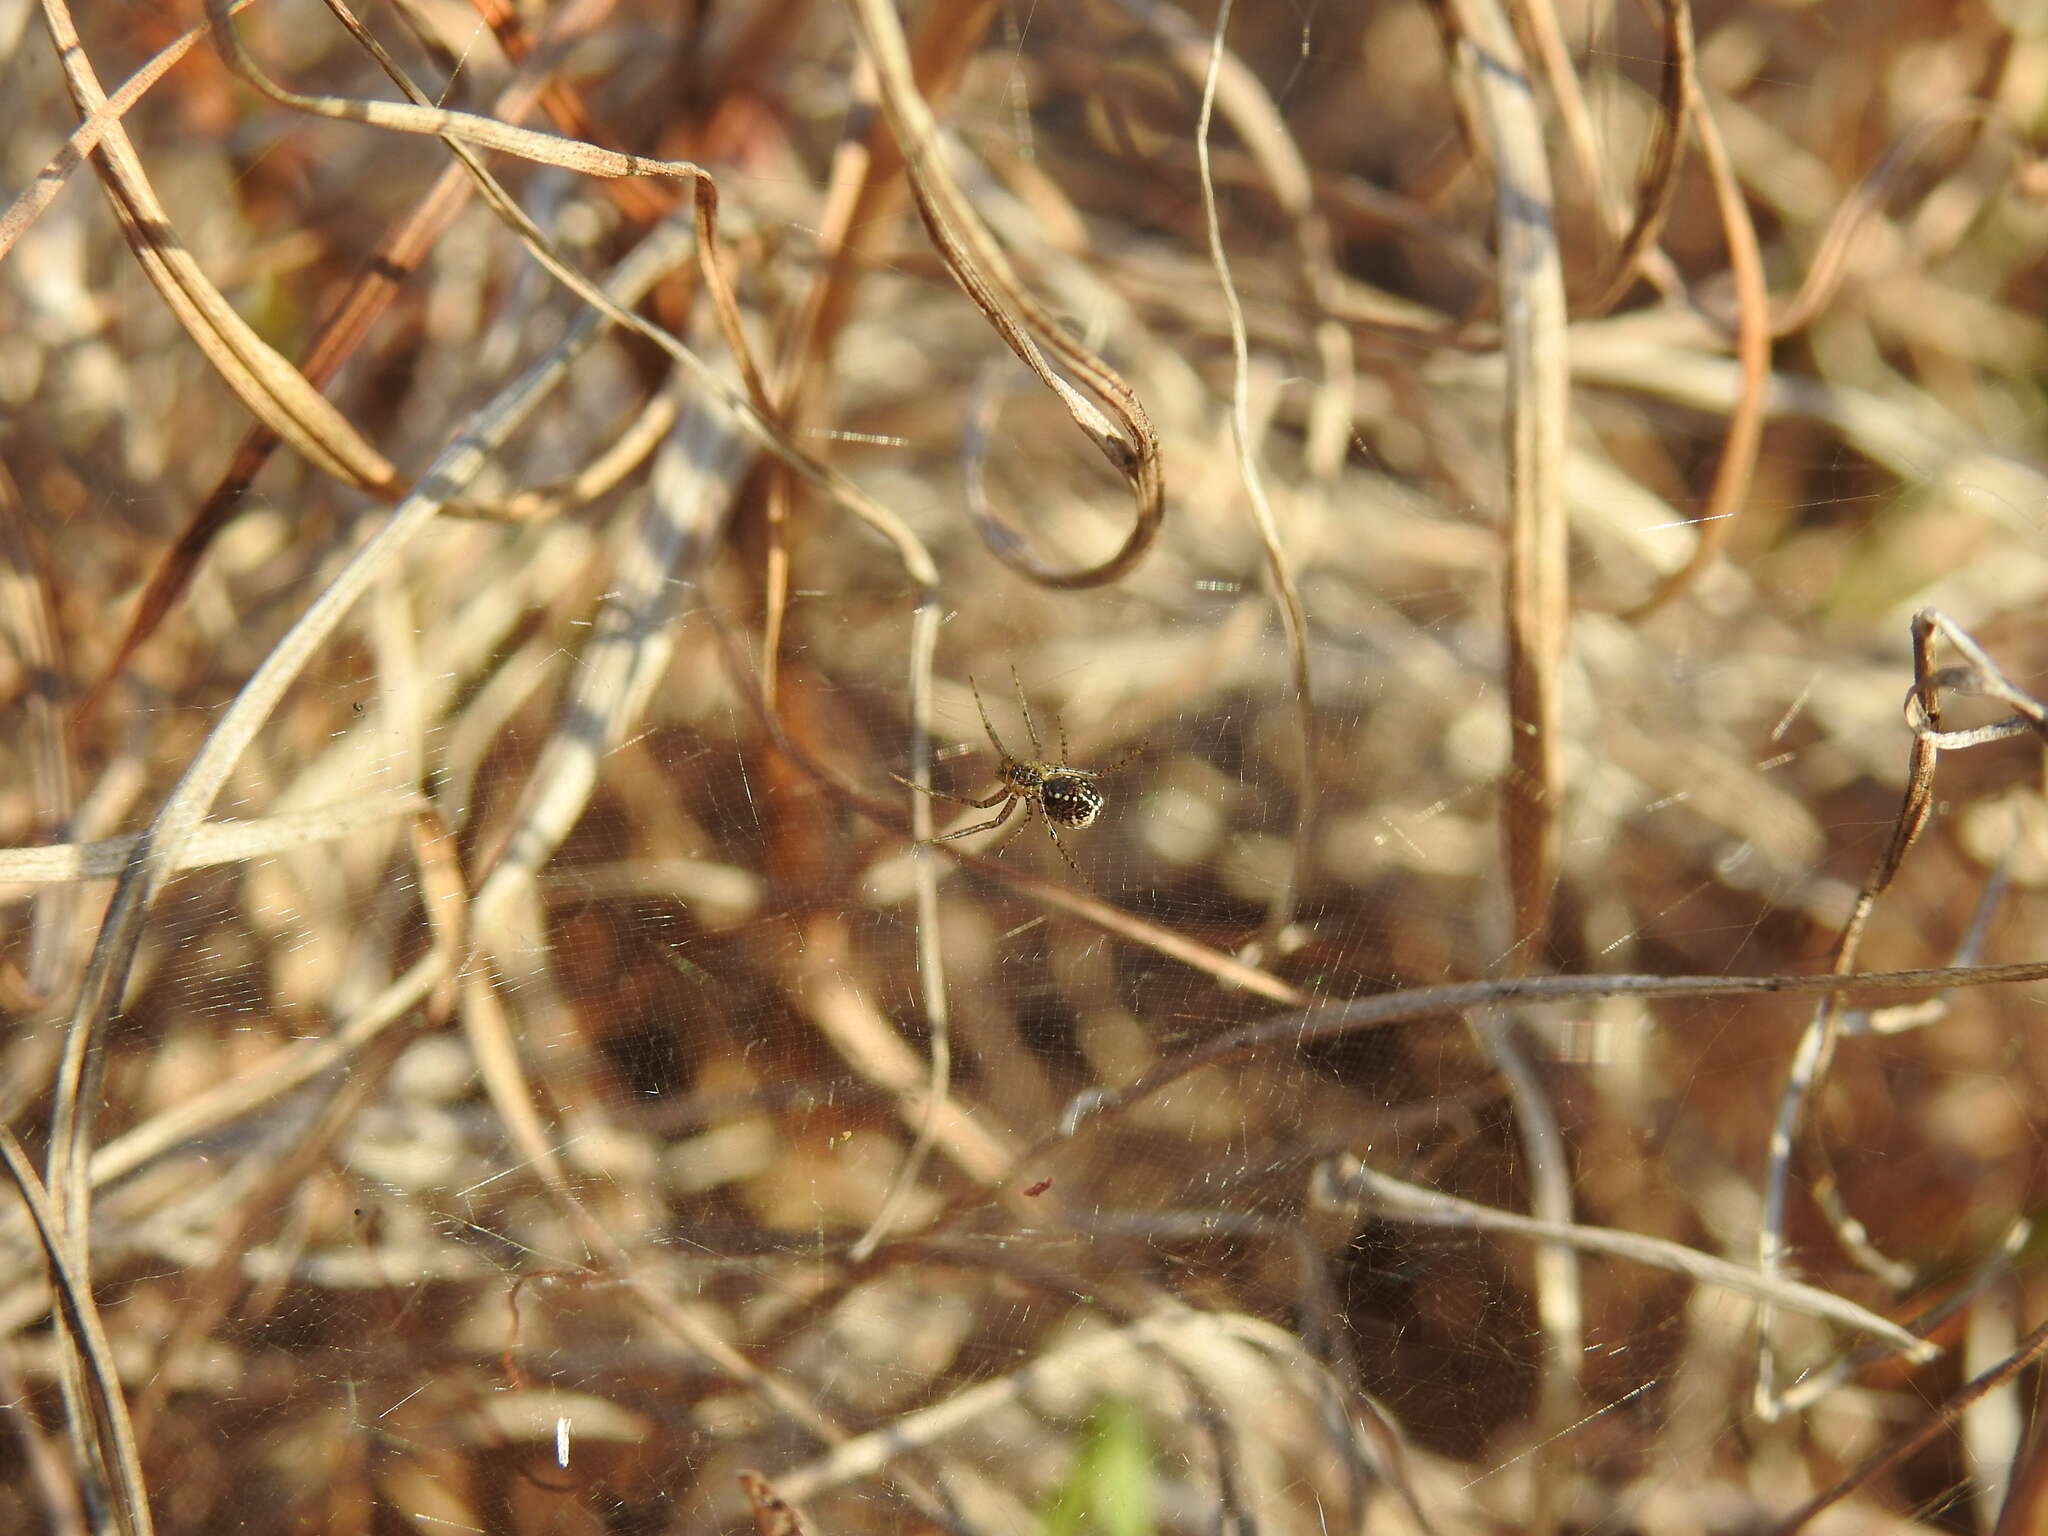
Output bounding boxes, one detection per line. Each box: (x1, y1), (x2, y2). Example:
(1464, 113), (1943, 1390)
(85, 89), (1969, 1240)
(1040, 771), (1105, 829)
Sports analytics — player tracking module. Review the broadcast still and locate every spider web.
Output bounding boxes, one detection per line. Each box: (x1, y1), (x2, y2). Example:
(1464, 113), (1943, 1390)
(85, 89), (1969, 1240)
(5, 2), (2048, 1534)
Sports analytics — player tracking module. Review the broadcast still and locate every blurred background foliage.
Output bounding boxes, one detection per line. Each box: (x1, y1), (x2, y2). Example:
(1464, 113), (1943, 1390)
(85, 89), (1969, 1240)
(7, 0), (2048, 1532)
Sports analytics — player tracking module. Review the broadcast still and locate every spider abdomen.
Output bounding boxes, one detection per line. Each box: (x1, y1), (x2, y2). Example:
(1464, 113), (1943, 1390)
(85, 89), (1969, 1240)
(1039, 771), (1105, 829)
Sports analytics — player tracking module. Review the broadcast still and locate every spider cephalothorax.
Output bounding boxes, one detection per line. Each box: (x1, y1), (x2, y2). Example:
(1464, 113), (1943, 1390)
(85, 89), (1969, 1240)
(895, 670), (1137, 871)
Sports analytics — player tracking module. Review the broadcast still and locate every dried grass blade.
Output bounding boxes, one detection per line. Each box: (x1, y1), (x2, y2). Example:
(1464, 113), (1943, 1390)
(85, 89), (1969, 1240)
(75, 0), (643, 727)
(1319, 1158), (1933, 1359)
(772, 1309), (1214, 1503)
(1773, 103), (2002, 339)
(460, 0), (677, 225)
(845, 0), (1165, 589)
(0, 825), (462, 1273)
(457, 974), (951, 1517)
(848, 594), (954, 1260)
(0, 1126), (152, 1536)
(1468, 1007), (1583, 1447)
(86, 928), (453, 1197)
(1586, 0), (1693, 316)
(205, 0), (709, 186)
(309, 0), (768, 419)
(1519, 0), (1614, 246)
(1186, 0), (1322, 951)
(1773, 1216), (2030, 1423)
(0, 1348), (85, 1534)
(458, 967), (574, 1196)
(122, 824), (459, 1449)
(1446, 0), (1571, 955)
(38, 0), (398, 494)
(205, 0), (933, 594)
(975, 859), (1308, 1006)
(774, 2), (998, 407)
(1627, 93), (1769, 618)
(0, 461), (78, 1001)
(0, 0), (255, 262)
(0, 794), (424, 884)
(452, 387), (681, 523)
(1755, 611), (1980, 1418)
(1032, 960), (2048, 1207)
(1115, 0), (1356, 480)
(1769, 1316), (2048, 1536)
(468, 398), (749, 932)
(799, 936), (1015, 1190)
(46, 213), (700, 1255)
(765, 3), (996, 698)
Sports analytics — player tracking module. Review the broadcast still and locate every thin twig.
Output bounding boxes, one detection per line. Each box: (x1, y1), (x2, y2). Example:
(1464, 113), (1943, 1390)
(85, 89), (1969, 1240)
(1626, 82), (1771, 618)
(0, 1126), (153, 1536)
(1192, 0), (1315, 956)
(1768, 1314), (2048, 1535)
(844, 0), (1165, 590)
(47, 215), (701, 1260)
(1316, 1157), (1934, 1360)
(1444, 0), (1571, 955)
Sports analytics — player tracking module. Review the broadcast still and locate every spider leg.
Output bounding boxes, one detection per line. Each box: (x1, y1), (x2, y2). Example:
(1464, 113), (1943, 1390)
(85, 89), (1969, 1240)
(967, 676), (1014, 761)
(1009, 665), (1044, 757)
(890, 772), (1011, 810)
(1092, 740), (1147, 776)
(983, 797), (1037, 857)
(1041, 814), (1085, 875)
(927, 793), (1022, 844)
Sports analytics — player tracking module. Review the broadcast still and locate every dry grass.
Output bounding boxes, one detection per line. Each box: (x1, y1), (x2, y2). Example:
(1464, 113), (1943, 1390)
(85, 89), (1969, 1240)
(7, 1), (2048, 1532)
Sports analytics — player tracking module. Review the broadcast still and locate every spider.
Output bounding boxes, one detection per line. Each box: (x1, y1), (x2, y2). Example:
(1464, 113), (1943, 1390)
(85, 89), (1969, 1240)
(895, 670), (1140, 873)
